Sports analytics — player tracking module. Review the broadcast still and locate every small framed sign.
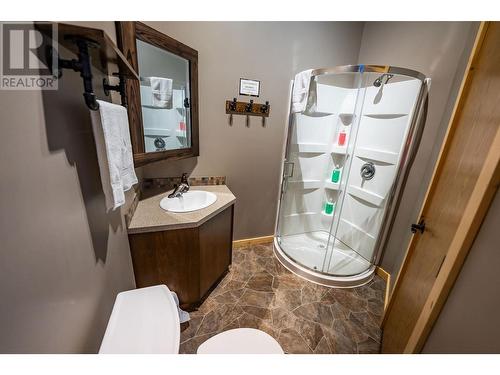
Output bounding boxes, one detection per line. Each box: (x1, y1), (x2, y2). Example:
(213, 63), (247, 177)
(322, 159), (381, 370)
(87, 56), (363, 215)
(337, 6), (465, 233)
(239, 78), (260, 97)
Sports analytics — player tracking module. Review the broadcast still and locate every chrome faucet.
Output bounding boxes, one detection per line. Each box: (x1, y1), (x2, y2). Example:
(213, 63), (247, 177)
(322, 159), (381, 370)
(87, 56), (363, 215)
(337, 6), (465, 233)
(168, 173), (190, 198)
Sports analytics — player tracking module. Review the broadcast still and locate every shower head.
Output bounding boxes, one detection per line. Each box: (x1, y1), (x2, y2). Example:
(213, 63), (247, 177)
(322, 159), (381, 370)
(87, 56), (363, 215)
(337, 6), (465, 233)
(373, 73), (394, 87)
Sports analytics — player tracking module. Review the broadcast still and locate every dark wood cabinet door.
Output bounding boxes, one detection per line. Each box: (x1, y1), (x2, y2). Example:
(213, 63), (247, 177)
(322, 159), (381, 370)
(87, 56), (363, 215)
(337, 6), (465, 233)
(128, 205), (234, 310)
(199, 207), (233, 297)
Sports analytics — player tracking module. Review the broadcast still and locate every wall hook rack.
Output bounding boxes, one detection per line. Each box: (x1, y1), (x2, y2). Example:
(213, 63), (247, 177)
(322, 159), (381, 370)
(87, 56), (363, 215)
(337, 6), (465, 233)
(225, 99), (270, 127)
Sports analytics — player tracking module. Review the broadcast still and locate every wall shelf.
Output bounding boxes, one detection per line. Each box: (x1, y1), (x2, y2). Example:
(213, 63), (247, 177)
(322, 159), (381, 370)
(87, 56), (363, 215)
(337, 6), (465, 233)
(34, 22), (139, 110)
(348, 185), (384, 207)
(356, 147), (398, 165)
(36, 22), (138, 79)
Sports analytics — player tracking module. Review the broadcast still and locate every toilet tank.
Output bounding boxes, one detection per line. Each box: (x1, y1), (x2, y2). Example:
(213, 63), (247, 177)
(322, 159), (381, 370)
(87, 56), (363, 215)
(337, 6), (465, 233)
(99, 285), (180, 354)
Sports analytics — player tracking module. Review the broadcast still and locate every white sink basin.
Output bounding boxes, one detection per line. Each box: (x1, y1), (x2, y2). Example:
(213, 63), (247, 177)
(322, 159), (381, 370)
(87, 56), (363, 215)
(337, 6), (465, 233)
(159, 190), (217, 213)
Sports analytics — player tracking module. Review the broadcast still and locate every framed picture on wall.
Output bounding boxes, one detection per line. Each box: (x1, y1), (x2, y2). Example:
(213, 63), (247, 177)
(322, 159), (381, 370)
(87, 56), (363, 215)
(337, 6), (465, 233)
(239, 78), (260, 97)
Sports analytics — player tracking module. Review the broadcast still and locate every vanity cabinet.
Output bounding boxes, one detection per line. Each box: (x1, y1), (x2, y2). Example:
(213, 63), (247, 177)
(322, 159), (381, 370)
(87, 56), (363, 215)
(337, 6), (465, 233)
(128, 204), (234, 311)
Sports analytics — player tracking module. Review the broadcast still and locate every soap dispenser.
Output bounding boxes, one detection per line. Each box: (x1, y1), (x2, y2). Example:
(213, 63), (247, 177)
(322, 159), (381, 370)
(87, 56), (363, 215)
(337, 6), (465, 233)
(338, 130), (347, 146)
(325, 200), (335, 215)
(331, 168), (341, 183)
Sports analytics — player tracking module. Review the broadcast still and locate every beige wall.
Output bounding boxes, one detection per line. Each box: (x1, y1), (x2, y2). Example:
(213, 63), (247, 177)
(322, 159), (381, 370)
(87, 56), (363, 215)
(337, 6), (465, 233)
(357, 22), (479, 282)
(0, 21), (136, 353)
(140, 22), (365, 240)
(422, 190), (500, 353)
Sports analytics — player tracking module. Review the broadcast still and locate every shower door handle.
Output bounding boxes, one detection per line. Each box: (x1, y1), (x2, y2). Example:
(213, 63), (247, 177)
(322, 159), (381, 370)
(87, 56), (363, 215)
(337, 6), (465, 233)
(280, 162), (294, 199)
(283, 162), (294, 178)
(410, 219), (426, 234)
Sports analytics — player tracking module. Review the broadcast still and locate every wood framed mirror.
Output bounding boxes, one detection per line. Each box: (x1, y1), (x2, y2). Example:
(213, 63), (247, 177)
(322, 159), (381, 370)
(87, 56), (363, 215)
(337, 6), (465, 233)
(116, 22), (199, 167)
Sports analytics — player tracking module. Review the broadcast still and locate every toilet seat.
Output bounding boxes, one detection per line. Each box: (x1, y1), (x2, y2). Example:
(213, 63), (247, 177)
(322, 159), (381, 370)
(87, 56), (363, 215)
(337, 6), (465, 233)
(197, 328), (284, 354)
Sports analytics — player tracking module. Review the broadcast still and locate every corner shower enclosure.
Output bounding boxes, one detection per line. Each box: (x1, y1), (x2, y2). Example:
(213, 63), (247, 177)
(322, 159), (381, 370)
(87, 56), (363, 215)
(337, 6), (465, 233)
(274, 65), (430, 287)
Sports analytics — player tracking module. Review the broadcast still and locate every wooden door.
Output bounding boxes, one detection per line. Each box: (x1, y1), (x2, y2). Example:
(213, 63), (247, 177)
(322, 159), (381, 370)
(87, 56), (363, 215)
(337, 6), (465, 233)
(382, 22), (500, 353)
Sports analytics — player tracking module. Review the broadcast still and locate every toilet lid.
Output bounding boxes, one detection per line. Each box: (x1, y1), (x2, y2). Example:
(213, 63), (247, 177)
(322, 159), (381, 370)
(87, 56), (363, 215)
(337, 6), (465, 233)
(99, 285), (180, 354)
(197, 328), (284, 354)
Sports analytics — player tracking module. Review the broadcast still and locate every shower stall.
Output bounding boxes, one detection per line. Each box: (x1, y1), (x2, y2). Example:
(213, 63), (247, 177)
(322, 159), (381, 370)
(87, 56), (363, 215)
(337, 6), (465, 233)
(274, 65), (430, 287)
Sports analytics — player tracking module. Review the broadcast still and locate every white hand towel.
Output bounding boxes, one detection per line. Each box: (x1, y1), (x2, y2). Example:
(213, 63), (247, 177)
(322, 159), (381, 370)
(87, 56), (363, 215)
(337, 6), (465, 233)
(291, 69), (313, 113)
(149, 77), (173, 109)
(91, 100), (138, 211)
(172, 88), (185, 109)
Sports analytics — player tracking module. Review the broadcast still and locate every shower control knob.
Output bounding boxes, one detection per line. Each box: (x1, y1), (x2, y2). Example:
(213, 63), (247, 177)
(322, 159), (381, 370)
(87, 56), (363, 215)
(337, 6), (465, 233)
(410, 219), (426, 234)
(154, 137), (166, 149)
(360, 162), (376, 180)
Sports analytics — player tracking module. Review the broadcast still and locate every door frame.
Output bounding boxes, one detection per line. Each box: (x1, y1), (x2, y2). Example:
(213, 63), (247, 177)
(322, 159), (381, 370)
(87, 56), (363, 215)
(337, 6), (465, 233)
(382, 21), (500, 353)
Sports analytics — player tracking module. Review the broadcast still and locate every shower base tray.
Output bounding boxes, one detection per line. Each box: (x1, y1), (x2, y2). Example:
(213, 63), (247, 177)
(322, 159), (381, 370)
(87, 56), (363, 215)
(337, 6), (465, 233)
(273, 234), (375, 288)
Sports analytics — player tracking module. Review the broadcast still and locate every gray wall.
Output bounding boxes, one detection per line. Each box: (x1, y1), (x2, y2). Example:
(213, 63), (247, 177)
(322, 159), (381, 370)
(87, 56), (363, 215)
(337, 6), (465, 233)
(0, 20), (364, 353)
(357, 22), (479, 284)
(423, 190), (500, 353)
(140, 22), (365, 240)
(0, 21), (484, 354)
(0, 21), (136, 353)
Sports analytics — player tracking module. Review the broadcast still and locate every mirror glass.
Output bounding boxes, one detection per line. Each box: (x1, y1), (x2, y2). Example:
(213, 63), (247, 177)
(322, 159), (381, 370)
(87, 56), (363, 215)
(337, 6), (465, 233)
(136, 39), (191, 153)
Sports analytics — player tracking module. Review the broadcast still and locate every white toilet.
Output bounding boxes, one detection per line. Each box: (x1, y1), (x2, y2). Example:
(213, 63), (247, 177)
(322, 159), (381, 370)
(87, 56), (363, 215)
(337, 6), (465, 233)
(99, 285), (284, 354)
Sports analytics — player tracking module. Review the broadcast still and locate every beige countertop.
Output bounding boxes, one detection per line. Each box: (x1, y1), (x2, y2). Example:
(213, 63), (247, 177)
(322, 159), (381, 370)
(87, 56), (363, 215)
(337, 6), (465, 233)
(127, 185), (236, 234)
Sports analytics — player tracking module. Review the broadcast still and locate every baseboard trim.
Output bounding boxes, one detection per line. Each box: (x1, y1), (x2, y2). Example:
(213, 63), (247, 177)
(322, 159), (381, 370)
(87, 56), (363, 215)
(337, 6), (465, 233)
(376, 266), (391, 311)
(233, 235), (274, 248)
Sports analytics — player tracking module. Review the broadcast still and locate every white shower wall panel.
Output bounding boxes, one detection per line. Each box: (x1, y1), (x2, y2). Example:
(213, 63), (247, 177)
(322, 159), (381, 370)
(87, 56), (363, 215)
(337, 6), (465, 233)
(337, 78), (422, 260)
(356, 115), (410, 154)
(362, 79), (421, 115)
(316, 84), (343, 114)
(281, 213), (323, 236)
(294, 113), (335, 144)
(348, 157), (398, 198)
(289, 153), (329, 182)
(281, 187), (324, 216)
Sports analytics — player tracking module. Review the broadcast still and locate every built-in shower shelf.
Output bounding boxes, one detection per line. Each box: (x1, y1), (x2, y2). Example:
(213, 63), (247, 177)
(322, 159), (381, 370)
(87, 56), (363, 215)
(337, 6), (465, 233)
(338, 113), (355, 124)
(288, 180), (322, 190)
(291, 143), (329, 153)
(348, 185), (384, 207)
(283, 212), (318, 222)
(331, 145), (348, 154)
(144, 128), (172, 137)
(304, 111), (335, 117)
(338, 218), (376, 249)
(355, 147), (398, 165)
(363, 113), (407, 119)
(175, 130), (187, 138)
(324, 181), (341, 190)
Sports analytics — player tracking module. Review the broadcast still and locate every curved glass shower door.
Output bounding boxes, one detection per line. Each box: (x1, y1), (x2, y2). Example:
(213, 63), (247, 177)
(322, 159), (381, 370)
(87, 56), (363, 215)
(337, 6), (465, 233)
(276, 70), (366, 276)
(275, 65), (428, 287)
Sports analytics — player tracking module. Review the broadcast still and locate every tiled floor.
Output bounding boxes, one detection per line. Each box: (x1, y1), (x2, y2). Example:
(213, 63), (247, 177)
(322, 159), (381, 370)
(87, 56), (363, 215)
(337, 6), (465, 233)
(180, 242), (385, 354)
